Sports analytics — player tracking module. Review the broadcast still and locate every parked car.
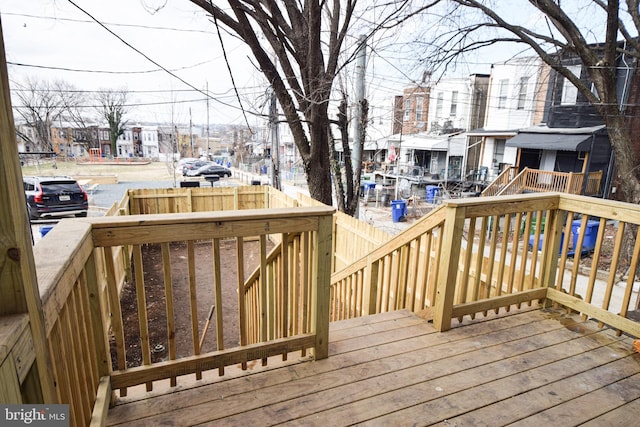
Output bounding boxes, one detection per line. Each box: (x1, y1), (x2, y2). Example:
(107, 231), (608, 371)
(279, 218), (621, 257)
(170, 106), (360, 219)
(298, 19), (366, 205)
(23, 176), (89, 220)
(175, 157), (197, 171)
(185, 164), (232, 178)
(181, 160), (213, 175)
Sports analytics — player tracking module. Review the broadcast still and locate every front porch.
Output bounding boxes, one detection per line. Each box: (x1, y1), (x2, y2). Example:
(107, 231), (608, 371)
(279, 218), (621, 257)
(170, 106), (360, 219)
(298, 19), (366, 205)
(106, 308), (640, 425)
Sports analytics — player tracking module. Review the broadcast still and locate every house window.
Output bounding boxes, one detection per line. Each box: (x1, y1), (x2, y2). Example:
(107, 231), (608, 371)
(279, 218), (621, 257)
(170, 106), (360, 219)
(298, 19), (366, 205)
(404, 98), (411, 120)
(498, 79), (508, 109)
(435, 92), (444, 118)
(561, 65), (582, 105)
(517, 76), (529, 110)
(415, 96), (424, 121)
(450, 91), (458, 116)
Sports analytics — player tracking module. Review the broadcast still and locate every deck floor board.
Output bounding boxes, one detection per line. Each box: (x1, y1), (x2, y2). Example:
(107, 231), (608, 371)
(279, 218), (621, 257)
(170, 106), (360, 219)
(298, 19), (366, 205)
(106, 307), (640, 426)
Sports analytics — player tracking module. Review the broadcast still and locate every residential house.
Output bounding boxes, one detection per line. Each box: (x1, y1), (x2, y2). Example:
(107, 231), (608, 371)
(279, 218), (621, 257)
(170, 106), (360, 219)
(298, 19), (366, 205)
(501, 45), (637, 197)
(117, 125), (160, 159)
(384, 74), (489, 180)
(466, 57), (548, 181)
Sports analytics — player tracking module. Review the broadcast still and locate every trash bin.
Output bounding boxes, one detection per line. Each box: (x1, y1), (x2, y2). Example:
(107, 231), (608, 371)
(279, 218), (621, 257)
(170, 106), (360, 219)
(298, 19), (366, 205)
(528, 232), (564, 253)
(391, 200), (407, 223)
(572, 219), (600, 252)
(426, 185), (439, 204)
(40, 225), (54, 237)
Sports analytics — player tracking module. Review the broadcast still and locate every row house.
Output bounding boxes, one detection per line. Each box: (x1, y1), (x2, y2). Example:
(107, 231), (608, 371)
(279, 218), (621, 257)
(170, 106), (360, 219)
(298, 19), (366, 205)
(383, 74), (489, 180)
(117, 125), (159, 159)
(477, 44), (638, 198)
(465, 56), (548, 181)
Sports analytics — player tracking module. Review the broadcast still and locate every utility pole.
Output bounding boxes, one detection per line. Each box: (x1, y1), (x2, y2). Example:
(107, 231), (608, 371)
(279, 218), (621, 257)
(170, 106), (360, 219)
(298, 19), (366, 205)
(189, 108), (194, 158)
(353, 35), (367, 218)
(270, 88), (281, 190)
(206, 82), (210, 160)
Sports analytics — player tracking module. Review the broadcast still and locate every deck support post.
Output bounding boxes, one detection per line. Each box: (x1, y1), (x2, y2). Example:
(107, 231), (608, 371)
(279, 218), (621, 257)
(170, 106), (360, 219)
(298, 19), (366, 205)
(434, 204), (466, 332)
(312, 213), (333, 359)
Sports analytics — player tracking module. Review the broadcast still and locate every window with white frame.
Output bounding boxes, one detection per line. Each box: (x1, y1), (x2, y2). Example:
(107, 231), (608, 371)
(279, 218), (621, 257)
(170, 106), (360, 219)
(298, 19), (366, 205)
(404, 98), (411, 120)
(450, 91), (458, 116)
(561, 65), (582, 105)
(517, 76), (529, 110)
(435, 92), (444, 118)
(416, 96), (424, 121)
(498, 79), (508, 109)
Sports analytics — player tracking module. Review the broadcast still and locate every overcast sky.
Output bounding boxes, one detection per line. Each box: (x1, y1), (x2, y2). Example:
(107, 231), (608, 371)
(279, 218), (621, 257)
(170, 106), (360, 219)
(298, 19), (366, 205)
(1, 0), (267, 126)
(1, 1), (610, 133)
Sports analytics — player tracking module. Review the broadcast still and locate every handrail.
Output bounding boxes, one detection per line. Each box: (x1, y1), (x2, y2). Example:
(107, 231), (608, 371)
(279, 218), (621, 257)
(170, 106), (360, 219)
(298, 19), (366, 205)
(481, 166), (519, 197)
(33, 205), (334, 426)
(485, 168), (604, 197)
(330, 192), (640, 337)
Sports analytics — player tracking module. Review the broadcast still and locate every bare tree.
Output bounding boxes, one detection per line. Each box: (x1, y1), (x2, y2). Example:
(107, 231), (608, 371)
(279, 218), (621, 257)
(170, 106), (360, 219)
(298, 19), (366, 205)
(96, 88), (129, 157)
(13, 77), (70, 153)
(188, 0), (414, 206)
(414, 0), (640, 203)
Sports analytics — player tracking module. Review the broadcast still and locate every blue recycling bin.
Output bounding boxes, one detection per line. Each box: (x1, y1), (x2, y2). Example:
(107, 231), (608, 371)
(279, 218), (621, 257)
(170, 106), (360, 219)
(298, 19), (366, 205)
(391, 200), (407, 223)
(528, 232), (565, 253)
(426, 185), (439, 204)
(572, 220), (600, 252)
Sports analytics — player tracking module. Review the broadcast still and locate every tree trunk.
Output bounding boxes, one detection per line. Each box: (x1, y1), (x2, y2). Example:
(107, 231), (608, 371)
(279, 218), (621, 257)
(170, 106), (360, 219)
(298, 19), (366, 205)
(603, 113), (640, 203)
(305, 110), (333, 206)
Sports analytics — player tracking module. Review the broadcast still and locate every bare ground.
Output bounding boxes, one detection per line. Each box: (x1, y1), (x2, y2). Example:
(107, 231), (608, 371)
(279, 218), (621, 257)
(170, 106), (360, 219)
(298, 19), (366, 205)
(113, 239), (271, 368)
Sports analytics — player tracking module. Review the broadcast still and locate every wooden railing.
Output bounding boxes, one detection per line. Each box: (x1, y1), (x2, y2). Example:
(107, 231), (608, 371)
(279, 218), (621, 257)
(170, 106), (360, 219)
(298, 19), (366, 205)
(485, 168), (603, 197)
(24, 187), (640, 426)
(33, 206), (334, 426)
(330, 192), (640, 338)
(124, 187), (390, 275)
(481, 166), (519, 197)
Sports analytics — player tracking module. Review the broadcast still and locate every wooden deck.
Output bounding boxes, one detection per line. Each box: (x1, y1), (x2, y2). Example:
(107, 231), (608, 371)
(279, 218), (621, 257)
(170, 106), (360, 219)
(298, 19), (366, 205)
(106, 307), (640, 426)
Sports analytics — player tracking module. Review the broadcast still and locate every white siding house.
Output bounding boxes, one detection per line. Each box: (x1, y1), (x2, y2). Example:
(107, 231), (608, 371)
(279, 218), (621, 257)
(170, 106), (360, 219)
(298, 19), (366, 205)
(467, 57), (547, 181)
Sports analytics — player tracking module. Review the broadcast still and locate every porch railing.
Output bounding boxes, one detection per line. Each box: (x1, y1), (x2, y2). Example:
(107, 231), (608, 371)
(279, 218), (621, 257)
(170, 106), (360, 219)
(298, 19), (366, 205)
(330, 192), (640, 338)
(481, 166), (519, 197)
(21, 188), (640, 426)
(33, 206), (334, 426)
(485, 168), (603, 197)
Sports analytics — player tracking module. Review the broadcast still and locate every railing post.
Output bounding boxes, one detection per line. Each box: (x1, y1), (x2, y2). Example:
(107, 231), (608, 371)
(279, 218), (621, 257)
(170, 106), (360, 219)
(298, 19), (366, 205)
(434, 204), (466, 332)
(362, 257), (379, 316)
(313, 213), (333, 359)
(540, 205), (565, 297)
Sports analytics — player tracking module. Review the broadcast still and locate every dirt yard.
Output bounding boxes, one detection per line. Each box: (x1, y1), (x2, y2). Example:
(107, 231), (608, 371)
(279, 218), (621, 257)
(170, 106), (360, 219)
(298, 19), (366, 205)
(114, 238), (272, 368)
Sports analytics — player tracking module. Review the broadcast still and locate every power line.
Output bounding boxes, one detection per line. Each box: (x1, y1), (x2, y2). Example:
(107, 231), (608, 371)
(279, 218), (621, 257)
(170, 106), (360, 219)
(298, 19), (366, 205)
(2, 11), (216, 35)
(7, 59), (216, 75)
(64, 0), (243, 114)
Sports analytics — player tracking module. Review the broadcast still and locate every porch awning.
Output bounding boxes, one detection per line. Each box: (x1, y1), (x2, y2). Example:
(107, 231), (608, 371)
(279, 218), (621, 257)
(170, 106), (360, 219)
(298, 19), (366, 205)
(506, 133), (594, 151)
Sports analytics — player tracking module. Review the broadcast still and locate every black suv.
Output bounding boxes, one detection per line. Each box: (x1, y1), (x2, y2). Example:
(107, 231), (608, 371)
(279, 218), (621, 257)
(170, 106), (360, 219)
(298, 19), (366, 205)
(23, 176), (89, 220)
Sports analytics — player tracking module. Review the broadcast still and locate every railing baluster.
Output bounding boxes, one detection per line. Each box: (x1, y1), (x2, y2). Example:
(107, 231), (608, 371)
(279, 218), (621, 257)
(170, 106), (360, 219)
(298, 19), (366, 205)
(161, 242), (177, 386)
(235, 237), (247, 369)
(132, 244), (153, 391)
(186, 240), (201, 380)
(103, 246), (127, 396)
